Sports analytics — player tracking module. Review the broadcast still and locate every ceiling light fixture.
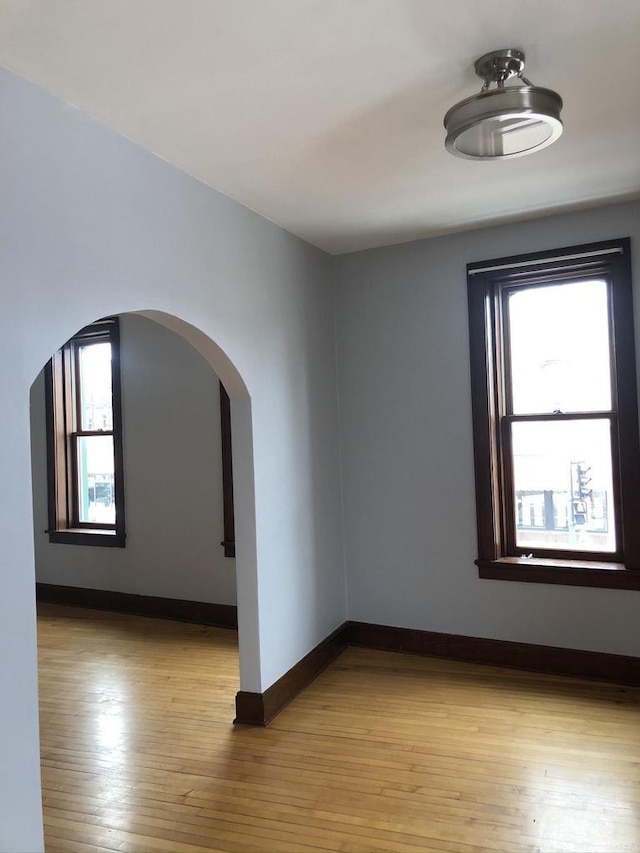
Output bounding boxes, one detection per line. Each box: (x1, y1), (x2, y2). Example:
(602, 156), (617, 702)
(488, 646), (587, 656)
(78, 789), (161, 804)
(443, 49), (563, 160)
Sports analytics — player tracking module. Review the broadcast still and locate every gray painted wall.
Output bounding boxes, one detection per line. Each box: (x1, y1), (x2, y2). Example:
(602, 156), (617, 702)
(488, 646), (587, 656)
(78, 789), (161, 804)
(335, 199), (640, 658)
(0, 67), (345, 852)
(30, 313), (237, 605)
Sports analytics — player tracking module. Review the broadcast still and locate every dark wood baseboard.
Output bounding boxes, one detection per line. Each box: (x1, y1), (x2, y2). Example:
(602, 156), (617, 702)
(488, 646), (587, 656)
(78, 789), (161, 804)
(235, 622), (350, 726)
(348, 621), (640, 687)
(35, 583), (238, 629)
(236, 620), (640, 726)
(37, 584), (640, 724)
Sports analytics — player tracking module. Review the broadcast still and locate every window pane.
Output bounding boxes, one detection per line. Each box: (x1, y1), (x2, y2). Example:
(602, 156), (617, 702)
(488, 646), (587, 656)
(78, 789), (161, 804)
(512, 419), (616, 553)
(508, 280), (612, 414)
(77, 435), (115, 524)
(79, 342), (113, 430)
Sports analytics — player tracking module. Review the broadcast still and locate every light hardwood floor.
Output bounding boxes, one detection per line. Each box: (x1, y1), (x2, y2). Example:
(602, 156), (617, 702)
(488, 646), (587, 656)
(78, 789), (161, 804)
(37, 604), (640, 853)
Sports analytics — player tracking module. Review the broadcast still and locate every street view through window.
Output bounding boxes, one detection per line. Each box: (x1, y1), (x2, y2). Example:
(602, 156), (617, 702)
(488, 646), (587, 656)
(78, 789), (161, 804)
(506, 279), (616, 553)
(76, 341), (116, 524)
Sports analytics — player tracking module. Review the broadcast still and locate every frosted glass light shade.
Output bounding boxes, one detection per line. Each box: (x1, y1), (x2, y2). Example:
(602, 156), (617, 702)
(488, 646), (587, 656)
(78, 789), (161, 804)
(444, 86), (563, 159)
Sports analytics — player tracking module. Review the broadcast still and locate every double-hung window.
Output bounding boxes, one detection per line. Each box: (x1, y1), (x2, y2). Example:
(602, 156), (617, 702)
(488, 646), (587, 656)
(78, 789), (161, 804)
(45, 317), (126, 547)
(467, 238), (640, 588)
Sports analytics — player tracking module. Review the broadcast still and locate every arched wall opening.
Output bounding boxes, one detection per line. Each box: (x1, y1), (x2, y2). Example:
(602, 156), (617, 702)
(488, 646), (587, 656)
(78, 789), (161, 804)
(28, 309), (261, 694)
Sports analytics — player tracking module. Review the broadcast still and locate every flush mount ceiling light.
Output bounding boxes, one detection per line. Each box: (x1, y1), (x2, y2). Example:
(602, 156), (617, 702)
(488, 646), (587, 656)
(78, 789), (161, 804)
(443, 49), (563, 160)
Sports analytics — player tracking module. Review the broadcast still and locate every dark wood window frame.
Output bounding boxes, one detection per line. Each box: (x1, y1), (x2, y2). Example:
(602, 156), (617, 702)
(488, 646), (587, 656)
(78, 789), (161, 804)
(219, 382), (236, 558)
(45, 318), (126, 547)
(467, 238), (640, 590)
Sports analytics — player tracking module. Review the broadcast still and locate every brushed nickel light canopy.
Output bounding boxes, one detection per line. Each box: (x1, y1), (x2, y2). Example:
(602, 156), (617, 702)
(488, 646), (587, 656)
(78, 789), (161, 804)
(444, 49), (563, 160)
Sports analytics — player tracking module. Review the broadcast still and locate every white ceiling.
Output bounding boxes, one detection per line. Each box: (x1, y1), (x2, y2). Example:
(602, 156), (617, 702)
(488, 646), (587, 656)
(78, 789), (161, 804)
(1, 0), (639, 254)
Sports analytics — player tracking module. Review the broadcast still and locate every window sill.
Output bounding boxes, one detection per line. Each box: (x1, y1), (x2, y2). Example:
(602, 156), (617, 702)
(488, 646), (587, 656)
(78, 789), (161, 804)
(48, 529), (125, 548)
(477, 557), (640, 590)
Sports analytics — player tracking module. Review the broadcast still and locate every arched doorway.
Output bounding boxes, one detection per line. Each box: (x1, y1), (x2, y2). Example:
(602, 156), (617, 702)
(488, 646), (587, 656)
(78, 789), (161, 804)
(29, 310), (265, 851)
(29, 309), (261, 695)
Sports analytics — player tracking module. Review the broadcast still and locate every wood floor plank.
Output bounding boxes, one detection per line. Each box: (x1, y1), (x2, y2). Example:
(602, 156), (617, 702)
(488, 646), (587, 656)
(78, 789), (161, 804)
(38, 604), (640, 852)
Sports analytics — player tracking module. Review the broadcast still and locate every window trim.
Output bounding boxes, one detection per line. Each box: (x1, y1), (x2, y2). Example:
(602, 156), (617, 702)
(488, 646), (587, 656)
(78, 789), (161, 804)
(219, 381), (236, 558)
(45, 318), (126, 547)
(467, 238), (640, 589)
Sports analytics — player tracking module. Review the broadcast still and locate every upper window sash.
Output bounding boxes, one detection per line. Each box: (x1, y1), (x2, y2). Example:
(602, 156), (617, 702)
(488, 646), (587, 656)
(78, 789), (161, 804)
(498, 277), (616, 418)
